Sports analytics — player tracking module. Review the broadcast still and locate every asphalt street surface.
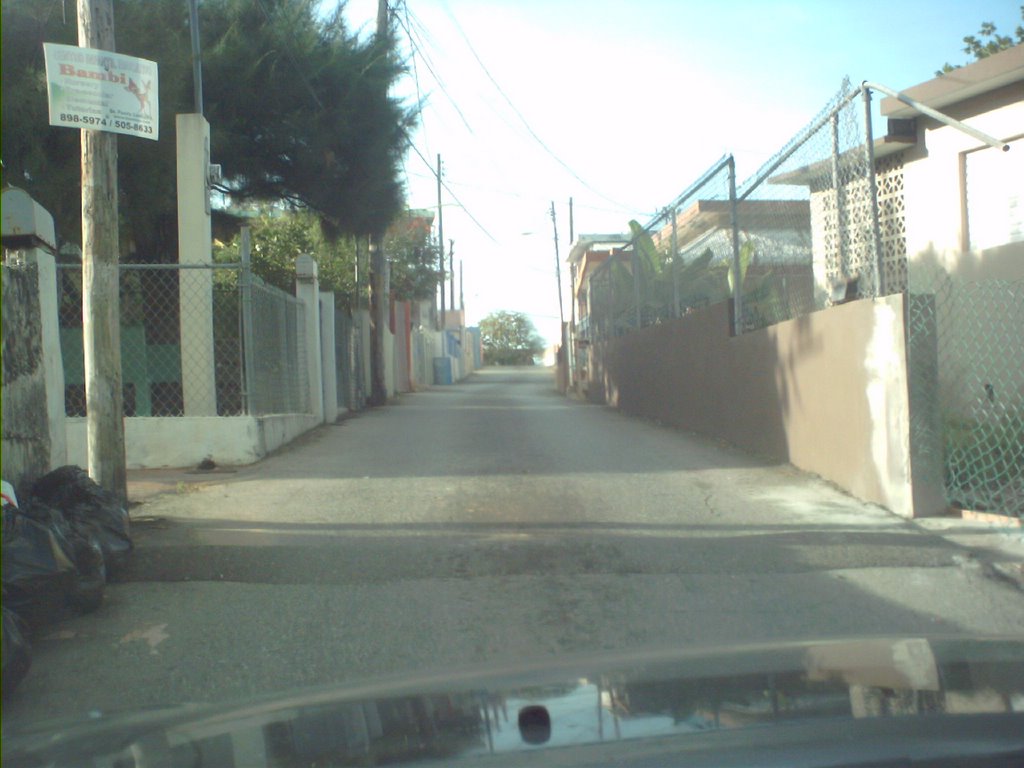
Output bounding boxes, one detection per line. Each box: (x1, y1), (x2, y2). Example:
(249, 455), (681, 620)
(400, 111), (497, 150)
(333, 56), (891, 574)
(5, 367), (1023, 726)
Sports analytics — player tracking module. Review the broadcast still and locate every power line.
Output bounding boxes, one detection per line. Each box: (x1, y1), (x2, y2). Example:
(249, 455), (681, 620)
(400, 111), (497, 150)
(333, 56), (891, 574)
(434, 2), (640, 213)
(405, 168), (651, 217)
(400, 5), (647, 224)
(400, 0), (430, 157)
(394, 5), (474, 134)
(393, 2), (494, 243)
(406, 139), (498, 244)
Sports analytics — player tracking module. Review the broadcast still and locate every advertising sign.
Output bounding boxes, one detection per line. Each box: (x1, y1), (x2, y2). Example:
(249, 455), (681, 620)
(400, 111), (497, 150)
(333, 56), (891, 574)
(43, 43), (159, 141)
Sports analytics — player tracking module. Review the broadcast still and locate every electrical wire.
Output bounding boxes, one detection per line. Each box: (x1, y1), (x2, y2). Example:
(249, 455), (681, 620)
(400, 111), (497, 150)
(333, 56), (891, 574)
(410, 170), (650, 217)
(406, 138), (498, 244)
(401, 0), (430, 157)
(402, 6), (532, 182)
(400, 4), (649, 227)
(432, 1), (642, 213)
(394, 4), (474, 134)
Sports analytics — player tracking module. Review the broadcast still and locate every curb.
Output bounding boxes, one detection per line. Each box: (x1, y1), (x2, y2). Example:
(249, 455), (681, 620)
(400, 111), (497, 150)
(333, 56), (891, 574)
(989, 561), (1024, 592)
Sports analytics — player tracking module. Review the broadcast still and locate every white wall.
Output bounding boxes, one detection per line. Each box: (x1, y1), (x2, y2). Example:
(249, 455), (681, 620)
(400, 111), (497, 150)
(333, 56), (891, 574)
(176, 114), (217, 416)
(319, 291), (338, 423)
(66, 414), (321, 469)
(901, 96), (1024, 421)
(902, 98), (1024, 283)
(295, 255), (323, 423)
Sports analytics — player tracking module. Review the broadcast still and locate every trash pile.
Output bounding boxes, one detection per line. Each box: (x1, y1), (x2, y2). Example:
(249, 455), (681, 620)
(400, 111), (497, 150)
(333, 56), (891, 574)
(2, 467), (132, 696)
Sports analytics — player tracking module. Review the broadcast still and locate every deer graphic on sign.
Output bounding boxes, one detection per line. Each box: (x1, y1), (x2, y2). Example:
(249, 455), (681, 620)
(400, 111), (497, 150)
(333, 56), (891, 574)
(125, 78), (152, 118)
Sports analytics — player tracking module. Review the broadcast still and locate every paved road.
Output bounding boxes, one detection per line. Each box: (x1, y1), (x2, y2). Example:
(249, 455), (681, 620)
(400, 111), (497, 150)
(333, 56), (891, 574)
(5, 367), (1023, 725)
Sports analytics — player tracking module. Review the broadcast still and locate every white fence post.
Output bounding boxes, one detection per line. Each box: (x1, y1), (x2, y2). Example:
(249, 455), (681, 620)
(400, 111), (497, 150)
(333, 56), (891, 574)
(295, 255), (323, 422)
(319, 291), (338, 423)
(176, 114), (217, 415)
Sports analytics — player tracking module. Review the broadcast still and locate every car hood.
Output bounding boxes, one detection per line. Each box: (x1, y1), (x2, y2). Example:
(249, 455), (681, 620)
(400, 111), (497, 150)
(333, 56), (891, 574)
(4, 635), (1024, 767)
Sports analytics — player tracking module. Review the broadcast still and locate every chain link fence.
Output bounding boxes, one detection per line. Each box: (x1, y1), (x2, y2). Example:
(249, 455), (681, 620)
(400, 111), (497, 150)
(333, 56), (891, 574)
(246, 279), (310, 415)
(587, 156), (737, 341)
(734, 96), (845, 330)
(578, 77), (1020, 518)
(585, 81), (905, 339)
(334, 300), (365, 411)
(585, 80), (907, 339)
(908, 271), (1024, 518)
(733, 78), (903, 331)
(57, 262), (311, 418)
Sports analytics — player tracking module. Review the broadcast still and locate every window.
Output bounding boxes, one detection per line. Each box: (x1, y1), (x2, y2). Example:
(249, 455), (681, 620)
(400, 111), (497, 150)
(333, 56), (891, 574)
(962, 136), (1023, 251)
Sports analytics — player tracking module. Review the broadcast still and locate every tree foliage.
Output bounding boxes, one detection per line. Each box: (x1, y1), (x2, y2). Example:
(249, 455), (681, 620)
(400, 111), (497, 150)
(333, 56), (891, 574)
(937, 6), (1024, 75)
(0, 0), (415, 261)
(479, 311), (544, 366)
(597, 219), (783, 332)
(383, 213), (442, 302)
(213, 208), (438, 304)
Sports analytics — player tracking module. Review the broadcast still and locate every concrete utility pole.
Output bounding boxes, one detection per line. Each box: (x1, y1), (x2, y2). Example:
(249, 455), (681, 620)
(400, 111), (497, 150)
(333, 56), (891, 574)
(437, 153), (446, 328)
(78, 0), (127, 505)
(368, 0), (389, 405)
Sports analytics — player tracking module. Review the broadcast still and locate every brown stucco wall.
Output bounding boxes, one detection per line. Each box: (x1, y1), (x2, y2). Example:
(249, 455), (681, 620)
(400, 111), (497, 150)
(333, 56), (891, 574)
(589, 295), (920, 516)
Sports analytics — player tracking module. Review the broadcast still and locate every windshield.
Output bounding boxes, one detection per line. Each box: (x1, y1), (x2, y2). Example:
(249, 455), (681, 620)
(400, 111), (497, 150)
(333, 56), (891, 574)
(2, 0), (1022, 763)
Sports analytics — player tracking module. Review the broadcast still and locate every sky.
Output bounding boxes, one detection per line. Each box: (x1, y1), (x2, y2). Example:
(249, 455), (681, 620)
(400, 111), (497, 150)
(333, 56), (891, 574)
(340, 0), (1022, 345)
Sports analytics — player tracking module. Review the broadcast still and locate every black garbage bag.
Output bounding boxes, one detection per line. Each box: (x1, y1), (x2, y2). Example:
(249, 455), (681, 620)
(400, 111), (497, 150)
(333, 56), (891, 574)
(2, 606), (32, 696)
(1, 507), (78, 619)
(65, 532), (106, 613)
(18, 500), (106, 614)
(31, 466), (132, 574)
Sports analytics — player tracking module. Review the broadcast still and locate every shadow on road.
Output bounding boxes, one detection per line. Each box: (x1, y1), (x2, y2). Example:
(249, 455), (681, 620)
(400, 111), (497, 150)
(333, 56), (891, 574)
(121, 516), (968, 586)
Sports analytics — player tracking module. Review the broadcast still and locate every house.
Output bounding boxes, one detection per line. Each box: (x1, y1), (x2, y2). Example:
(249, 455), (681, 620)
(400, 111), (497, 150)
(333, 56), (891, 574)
(565, 234), (630, 392)
(650, 199), (815, 327)
(880, 46), (1023, 516)
(883, 44), (1022, 287)
(566, 233), (631, 343)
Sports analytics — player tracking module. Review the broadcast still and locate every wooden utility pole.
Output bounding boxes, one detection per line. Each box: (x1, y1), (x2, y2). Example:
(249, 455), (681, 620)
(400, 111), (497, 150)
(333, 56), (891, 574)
(448, 239), (455, 315)
(568, 197), (574, 244)
(437, 153), (446, 328)
(550, 201), (565, 328)
(369, 237), (388, 405)
(78, 0), (127, 505)
(368, 0), (389, 405)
